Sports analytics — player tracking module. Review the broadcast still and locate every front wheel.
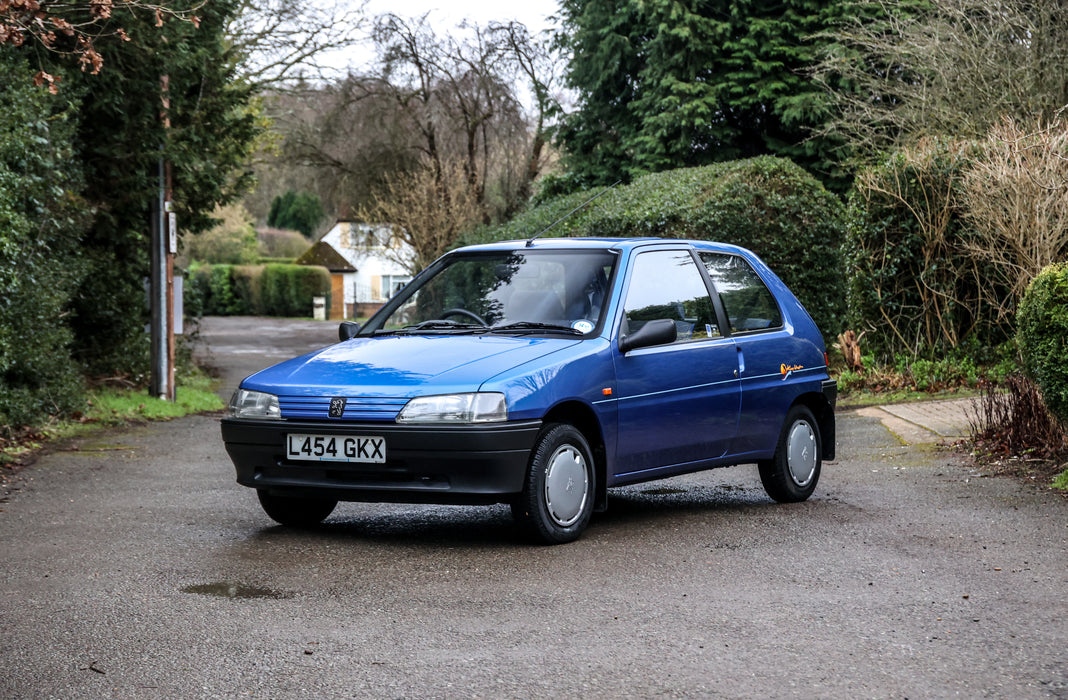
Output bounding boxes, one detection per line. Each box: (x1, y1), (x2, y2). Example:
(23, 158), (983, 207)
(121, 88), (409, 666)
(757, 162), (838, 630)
(758, 405), (822, 503)
(257, 490), (337, 528)
(512, 423), (595, 544)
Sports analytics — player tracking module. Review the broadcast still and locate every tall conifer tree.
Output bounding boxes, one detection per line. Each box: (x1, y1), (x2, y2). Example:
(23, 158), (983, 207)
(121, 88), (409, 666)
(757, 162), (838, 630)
(555, 0), (848, 191)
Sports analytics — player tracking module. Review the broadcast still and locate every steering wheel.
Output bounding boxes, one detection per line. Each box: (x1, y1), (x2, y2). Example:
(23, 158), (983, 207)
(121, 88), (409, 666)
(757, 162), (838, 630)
(440, 308), (488, 326)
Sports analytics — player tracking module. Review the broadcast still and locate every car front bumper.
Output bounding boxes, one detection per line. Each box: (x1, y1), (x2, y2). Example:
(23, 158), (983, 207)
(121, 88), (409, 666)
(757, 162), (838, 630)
(221, 418), (542, 505)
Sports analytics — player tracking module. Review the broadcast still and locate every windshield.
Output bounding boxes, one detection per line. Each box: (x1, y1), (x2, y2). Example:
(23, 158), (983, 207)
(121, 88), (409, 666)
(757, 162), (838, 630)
(364, 249), (617, 335)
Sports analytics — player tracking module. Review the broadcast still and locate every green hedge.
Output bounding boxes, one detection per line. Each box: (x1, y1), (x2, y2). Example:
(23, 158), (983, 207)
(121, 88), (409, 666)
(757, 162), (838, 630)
(1017, 263), (1068, 423)
(0, 52), (91, 429)
(468, 157), (847, 340)
(232, 265), (264, 314)
(187, 263), (329, 317)
(845, 141), (1011, 360)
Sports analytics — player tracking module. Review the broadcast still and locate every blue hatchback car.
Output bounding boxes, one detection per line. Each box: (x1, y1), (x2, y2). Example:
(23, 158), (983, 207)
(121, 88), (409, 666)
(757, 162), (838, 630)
(221, 238), (836, 543)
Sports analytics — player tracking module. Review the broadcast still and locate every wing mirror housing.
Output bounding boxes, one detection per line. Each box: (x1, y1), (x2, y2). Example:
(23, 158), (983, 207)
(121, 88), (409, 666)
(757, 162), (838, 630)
(619, 318), (677, 353)
(338, 321), (361, 341)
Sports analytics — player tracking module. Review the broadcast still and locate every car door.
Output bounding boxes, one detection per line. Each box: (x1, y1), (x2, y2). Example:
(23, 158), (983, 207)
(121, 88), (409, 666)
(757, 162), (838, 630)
(611, 248), (740, 479)
(699, 251), (794, 456)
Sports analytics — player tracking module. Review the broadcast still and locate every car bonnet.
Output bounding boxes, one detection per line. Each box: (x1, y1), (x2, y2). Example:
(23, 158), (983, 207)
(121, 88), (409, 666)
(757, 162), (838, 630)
(239, 334), (582, 398)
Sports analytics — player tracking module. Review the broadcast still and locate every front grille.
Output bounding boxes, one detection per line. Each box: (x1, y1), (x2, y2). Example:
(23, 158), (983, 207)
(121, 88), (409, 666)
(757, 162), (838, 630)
(277, 396), (408, 421)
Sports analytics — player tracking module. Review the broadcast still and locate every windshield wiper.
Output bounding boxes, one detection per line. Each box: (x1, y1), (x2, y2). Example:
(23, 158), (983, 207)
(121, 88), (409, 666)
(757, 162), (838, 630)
(394, 320), (482, 334)
(489, 322), (583, 335)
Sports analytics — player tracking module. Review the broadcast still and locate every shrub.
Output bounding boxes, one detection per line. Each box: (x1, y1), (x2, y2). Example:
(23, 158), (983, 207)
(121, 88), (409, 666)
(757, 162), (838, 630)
(267, 191), (324, 238)
(257, 228), (310, 259)
(260, 264), (330, 317)
(185, 263), (328, 318)
(208, 265), (243, 315)
(180, 203), (258, 265)
(1016, 263), (1068, 424)
(231, 265), (264, 315)
(0, 52), (91, 430)
(687, 158), (847, 340)
(898, 355), (980, 392)
(471, 158), (847, 340)
(960, 118), (1068, 309)
(848, 121), (1068, 362)
(971, 374), (1068, 473)
(185, 264), (213, 317)
(845, 140), (1014, 360)
(187, 264), (246, 316)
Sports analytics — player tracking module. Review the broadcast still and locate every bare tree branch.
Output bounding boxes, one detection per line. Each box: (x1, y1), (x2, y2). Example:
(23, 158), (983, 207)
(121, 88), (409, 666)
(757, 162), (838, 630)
(961, 117), (1068, 307)
(814, 0), (1068, 162)
(226, 0), (368, 89)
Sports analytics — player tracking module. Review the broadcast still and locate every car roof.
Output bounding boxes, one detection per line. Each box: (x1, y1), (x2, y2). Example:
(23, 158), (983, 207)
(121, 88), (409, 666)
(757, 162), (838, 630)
(454, 237), (754, 257)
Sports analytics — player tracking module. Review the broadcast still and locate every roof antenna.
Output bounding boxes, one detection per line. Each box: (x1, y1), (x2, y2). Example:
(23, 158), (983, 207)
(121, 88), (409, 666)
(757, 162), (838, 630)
(526, 180), (622, 247)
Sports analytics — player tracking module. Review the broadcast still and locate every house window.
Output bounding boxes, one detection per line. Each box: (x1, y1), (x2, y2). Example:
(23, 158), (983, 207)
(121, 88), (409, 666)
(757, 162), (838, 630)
(381, 275), (411, 299)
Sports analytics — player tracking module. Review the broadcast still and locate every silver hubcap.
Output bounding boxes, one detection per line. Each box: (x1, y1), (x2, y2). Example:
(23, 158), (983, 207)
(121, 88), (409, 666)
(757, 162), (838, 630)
(544, 444), (589, 527)
(786, 419), (817, 487)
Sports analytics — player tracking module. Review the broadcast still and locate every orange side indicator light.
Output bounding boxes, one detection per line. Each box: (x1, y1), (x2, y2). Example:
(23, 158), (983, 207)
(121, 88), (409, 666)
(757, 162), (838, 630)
(602, 387), (613, 396)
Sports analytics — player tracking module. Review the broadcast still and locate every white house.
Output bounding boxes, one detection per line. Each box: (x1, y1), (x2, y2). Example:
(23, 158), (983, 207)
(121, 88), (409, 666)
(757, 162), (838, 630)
(296, 221), (416, 320)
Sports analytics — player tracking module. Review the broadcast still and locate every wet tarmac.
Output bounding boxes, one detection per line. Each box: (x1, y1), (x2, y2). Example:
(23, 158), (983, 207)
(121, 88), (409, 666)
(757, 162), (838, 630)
(0, 316), (1064, 698)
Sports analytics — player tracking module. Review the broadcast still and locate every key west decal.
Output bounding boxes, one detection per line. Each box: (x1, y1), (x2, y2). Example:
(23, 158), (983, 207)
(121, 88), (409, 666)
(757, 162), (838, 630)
(780, 363), (803, 380)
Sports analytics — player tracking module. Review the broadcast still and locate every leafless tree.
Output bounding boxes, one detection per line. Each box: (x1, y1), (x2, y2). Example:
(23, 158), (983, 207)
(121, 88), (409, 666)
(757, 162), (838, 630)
(369, 14), (515, 211)
(355, 158), (483, 271)
(960, 117), (1068, 313)
(489, 20), (566, 204)
(362, 14), (562, 231)
(246, 13), (562, 258)
(815, 0), (1068, 161)
(225, 0), (368, 89)
(254, 76), (422, 223)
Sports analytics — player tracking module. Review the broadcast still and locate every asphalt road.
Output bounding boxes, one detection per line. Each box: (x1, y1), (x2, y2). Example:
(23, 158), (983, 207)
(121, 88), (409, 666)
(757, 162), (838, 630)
(1, 316), (1065, 699)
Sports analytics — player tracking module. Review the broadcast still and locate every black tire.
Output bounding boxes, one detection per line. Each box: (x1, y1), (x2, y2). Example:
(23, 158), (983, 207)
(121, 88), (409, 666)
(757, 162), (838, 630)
(758, 405), (822, 503)
(512, 423), (595, 544)
(257, 490), (337, 528)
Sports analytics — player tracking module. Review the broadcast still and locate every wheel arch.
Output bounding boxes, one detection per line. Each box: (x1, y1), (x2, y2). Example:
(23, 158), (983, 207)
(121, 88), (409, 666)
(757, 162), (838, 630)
(541, 400), (608, 512)
(792, 391), (836, 461)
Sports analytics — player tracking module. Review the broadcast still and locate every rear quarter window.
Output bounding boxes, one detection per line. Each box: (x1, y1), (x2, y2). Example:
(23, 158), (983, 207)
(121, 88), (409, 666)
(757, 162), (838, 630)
(700, 253), (783, 333)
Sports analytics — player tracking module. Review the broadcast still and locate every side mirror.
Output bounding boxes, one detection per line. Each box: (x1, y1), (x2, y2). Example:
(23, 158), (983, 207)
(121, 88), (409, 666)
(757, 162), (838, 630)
(338, 321), (360, 341)
(618, 318), (677, 353)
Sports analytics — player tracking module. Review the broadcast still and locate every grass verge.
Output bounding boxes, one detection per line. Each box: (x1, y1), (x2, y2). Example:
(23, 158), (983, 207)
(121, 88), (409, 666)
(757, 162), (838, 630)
(1, 372), (223, 471)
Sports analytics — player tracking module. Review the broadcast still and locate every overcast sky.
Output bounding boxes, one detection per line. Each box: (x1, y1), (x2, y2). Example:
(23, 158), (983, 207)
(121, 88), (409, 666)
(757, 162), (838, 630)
(363, 0), (561, 35)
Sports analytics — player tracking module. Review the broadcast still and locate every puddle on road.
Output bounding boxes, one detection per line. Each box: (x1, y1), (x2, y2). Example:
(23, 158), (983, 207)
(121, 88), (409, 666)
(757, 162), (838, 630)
(181, 582), (291, 600)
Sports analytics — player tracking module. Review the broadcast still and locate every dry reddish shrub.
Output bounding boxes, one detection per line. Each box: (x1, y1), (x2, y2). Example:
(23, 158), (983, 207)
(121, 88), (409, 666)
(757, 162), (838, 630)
(970, 374), (1068, 480)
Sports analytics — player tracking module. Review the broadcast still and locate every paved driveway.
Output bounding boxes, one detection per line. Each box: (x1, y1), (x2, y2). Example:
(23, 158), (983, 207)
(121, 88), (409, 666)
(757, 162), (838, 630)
(0, 317), (1065, 698)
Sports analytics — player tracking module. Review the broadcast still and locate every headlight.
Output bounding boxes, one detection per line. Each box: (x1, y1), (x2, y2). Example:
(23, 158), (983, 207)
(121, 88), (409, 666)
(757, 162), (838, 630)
(396, 392), (507, 424)
(229, 389), (281, 420)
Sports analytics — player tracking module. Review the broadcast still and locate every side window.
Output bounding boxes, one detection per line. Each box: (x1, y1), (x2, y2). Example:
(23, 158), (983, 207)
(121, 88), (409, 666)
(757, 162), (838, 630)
(622, 250), (720, 342)
(700, 253), (782, 333)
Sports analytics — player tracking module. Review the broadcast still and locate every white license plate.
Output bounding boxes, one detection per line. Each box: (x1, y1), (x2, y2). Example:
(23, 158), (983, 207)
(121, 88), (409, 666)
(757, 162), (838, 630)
(286, 434), (386, 464)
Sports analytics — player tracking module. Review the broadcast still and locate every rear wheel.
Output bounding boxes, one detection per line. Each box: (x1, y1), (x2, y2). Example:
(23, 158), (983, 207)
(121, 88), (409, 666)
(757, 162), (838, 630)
(257, 490), (337, 527)
(758, 405), (821, 503)
(512, 423), (594, 544)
